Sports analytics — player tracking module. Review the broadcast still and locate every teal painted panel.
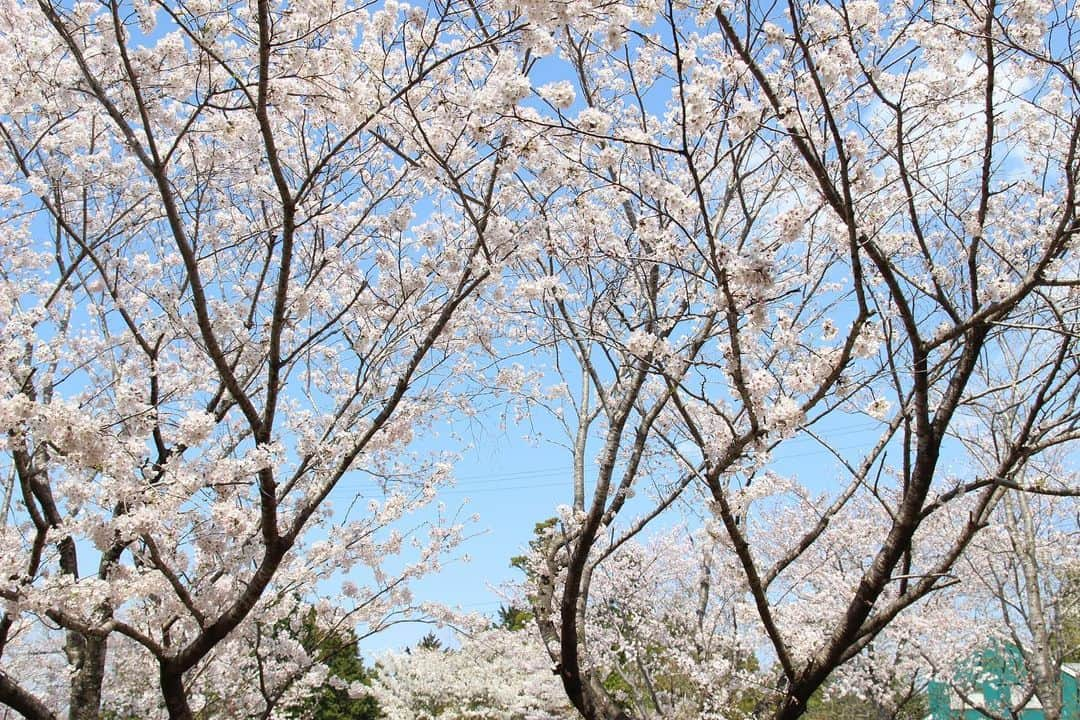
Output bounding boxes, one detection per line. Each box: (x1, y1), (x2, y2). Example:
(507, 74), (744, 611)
(928, 681), (954, 720)
(1063, 672), (1078, 720)
(926, 648), (1079, 720)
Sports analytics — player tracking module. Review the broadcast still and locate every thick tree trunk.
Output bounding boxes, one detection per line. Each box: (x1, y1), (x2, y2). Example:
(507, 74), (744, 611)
(772, 686), (812, 720)
(67, 633), (108, 720)
(160, 664), (194, 720)
(66, 545), (124, 720)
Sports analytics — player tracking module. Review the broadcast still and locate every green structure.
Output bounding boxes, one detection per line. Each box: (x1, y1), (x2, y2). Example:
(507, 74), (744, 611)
(927, 646), (1079, 719)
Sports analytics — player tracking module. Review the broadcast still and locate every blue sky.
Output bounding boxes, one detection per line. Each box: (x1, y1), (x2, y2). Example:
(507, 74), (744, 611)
(355, 404), (892, 655)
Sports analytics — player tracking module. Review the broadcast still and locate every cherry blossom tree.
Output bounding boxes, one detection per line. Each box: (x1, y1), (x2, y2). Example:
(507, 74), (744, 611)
(544, 525), (763, 720)
(369, 625), (574, 720)
(0, 0), (530, 716)
(821, 486), (1079, 720)
(491, 2), (873, 714)
(488, 0), (1080, 717)
(952, 485), (1080, 719)
(370, 527), (759, 720)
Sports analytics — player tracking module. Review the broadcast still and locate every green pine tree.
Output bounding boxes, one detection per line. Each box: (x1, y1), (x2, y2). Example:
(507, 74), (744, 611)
(415, 631), (444, 651)
(284, 613), (381, 720)
(494, 604), (532, 631)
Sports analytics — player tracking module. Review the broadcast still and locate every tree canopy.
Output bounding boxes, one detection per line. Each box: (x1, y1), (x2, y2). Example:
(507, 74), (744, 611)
(0, 0), (1077, 717)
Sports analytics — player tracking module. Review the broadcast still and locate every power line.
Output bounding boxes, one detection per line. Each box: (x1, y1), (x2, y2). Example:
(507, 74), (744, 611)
(324, 419), (896, 498)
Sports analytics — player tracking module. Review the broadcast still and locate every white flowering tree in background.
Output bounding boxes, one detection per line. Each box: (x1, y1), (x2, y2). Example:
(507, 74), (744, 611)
(950, 484), (1080, 719)
(572, 527), (761, 720)
(808, 482), (1080, 720)
(370, 625), (573, 720)
(0, 0), (529, 716)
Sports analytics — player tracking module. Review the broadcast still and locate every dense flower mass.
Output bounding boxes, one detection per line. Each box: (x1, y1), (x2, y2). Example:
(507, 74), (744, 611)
(0, 0), (1077, 718)
(372, 627), (573, 719)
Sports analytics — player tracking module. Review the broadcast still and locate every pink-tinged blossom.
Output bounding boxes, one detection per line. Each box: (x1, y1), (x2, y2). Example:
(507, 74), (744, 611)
(538, 81), (576, 110)
(371, 627), (572, 719)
